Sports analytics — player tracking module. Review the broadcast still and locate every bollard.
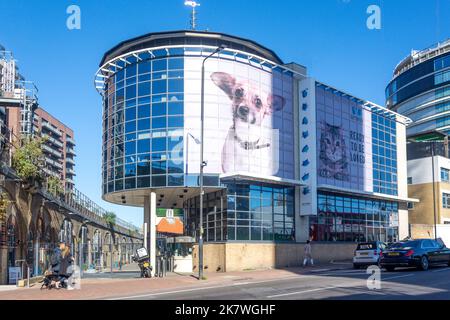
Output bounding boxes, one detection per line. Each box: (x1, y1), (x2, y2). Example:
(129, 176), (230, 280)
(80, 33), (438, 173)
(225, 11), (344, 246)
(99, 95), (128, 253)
(27, 266), (30, 288)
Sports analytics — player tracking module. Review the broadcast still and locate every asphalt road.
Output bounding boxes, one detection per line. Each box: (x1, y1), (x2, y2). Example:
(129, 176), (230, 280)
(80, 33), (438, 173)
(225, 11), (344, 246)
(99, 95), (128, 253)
(110, 265), (450, 300)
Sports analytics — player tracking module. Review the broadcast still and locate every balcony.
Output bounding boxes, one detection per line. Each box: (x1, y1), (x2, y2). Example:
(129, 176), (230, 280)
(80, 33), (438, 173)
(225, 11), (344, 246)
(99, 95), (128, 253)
(66, 147), (76, 156)
(66, 167), (76, 176)
(42, 143), (62, 158)
(42, 121), (62, 137)
(66, 136), (75, 145)
(45, 157), (63, 170)
(42, 133), (64, 148)
(66, 157), (75, 165)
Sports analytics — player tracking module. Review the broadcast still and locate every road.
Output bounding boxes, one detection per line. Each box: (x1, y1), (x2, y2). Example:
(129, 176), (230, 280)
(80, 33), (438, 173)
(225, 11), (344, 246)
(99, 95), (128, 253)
(110, 265), (450, 300)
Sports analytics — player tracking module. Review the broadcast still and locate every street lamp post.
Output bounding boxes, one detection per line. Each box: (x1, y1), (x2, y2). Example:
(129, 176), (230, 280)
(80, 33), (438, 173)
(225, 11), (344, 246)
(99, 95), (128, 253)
(430, 141), (438, 241)
(199, 45), (226, 280)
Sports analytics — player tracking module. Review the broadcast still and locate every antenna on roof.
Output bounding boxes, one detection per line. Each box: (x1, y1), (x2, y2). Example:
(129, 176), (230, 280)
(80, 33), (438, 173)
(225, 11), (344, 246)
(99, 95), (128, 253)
(184, 1), (200, 30)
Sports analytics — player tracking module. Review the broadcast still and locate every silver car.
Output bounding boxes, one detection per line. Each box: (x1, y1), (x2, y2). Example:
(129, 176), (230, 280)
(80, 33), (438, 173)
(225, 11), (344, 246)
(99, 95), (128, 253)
(353, 241), (387, 269)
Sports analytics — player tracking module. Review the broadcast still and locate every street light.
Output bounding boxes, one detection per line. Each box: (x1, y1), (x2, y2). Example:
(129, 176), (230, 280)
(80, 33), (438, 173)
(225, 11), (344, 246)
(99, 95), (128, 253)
(198, 45), (227, 281)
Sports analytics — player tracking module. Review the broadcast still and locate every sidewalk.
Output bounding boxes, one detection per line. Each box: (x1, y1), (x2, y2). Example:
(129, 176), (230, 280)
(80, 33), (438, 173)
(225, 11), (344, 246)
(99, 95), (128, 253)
(0, 262), (352, 300)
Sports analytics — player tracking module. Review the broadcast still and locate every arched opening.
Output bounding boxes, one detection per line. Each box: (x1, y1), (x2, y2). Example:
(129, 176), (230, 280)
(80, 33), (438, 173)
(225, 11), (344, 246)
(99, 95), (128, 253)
(78, 225), (89, 270)
(5, 215), (19, 283)
(59, 219), (74, 251)
(92, 230), (102, 270)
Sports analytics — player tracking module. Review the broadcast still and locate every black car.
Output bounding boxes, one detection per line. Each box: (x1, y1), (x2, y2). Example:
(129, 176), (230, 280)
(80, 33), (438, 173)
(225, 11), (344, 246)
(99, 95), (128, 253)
(380, 239), (450, 271)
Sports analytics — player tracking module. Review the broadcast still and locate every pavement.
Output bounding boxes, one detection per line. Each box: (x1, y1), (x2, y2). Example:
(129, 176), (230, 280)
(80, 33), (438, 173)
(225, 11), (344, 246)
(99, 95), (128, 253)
(0, 261), (449, 300)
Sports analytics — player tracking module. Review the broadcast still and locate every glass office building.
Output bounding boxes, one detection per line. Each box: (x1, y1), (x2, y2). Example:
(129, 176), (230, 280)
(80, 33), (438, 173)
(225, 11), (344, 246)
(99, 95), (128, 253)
(386, 39), (450, 137)
(96, 31), (410, 246)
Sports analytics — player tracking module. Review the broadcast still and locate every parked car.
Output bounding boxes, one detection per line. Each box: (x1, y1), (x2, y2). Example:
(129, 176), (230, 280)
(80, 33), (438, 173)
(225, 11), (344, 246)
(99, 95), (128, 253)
(353, 241), (387, 269)
(380, 239), (450, 271)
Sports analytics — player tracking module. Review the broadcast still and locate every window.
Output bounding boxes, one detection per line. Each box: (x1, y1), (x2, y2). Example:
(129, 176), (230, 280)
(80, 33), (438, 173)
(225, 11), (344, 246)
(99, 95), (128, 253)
(443, 193), (450, 209)
(407, 177), (413, 185)
(441, 168), (450, 183)
(407, 202), (414, 210)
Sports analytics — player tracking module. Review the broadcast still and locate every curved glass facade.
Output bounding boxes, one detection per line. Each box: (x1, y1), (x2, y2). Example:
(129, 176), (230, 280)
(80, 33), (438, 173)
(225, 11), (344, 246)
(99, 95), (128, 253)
(101, 44), (294, 199)
(386, 51), (450, 136)
(102, 54), (186, 194)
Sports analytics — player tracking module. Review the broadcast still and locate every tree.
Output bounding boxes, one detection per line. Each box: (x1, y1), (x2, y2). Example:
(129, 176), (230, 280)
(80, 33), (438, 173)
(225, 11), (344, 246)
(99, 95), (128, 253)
(11, 136), (46, 183)
(104, 212), (116, 226)
(0, 192), (10, 223)
(47, 175), (64, 196)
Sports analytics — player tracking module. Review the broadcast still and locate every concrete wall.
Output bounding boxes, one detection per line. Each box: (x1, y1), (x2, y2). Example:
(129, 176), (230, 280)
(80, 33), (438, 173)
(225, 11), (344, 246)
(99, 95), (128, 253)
(193, 242), (358, 273)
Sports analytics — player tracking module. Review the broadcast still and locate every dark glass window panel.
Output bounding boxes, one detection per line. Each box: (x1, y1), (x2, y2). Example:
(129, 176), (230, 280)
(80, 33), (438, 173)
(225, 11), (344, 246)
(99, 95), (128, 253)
(115, 166), (124, 179)
(138, 105), (150, 118)
(125, 107), (136, 121)
(125, 141), (136, 155)
(115, 180), (124, 191)
(139, 74), (151, 82)
(137, 161), (150, 176)
(137, 176), (150, 188)
(152, 161), (167, 174)
(137, 139), (151, 153)
(153, 59), (167, 71)
(116, 70), (124, 82)
(152, 117), (167, 129)
(125, 164), (136, 177)
(125, 121), (136, 133)
(204, 176), (219, 186)
(126, 77), (136, 86)
(126, 85), (136, 100)
(236, 197), (250, 211)
(152, 103), (167, 117)
(236, 227), (250, 241)
(108, 182), (114, 193)
(126, 99), (137, 108)
(168, 117), (184, 128)
(152, 80), (167, 95)
(168, 160), (184, 174)
(139, 61), (151, 74)
(168, 79), (184, 93)
(152, 175), (166, 187)
(168, 71), (183, 79)
(251, 227), (262, 241)
(228, 227), (236, 240)
(152, 137), (167, 152)
(138, 96), (151, 105)
(125, 178), (136, 189)
(168, 175), (184, 186)
(116, 89), (124, 103)
(126, 64), (137, 78)
(138, 82), (151, 96)
(168, 102), (184, 115)
(138, 119), (151, 131)
(168, 58), (184, 70)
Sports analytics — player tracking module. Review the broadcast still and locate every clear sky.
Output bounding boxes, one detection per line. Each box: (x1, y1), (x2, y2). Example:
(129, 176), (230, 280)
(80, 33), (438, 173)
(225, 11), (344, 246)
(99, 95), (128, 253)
(0, 0), (448, 227)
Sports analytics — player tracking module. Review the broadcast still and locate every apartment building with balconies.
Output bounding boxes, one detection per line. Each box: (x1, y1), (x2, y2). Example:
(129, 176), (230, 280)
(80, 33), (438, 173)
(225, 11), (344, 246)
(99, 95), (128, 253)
(33, 107), (76, 189)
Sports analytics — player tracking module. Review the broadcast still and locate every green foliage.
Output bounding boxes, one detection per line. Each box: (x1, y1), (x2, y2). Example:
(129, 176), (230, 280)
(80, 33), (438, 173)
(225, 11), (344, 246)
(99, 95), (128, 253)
(47, 175), (63, 196)
(0, 192), (10, 223)
(11, 136), (46, 182)
(104, 211), (117, 226)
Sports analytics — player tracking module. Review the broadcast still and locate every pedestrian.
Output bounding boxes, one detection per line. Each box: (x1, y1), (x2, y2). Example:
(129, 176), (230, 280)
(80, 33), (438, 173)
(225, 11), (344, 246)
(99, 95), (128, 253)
(303, 240), (314, 267)
(58, 245), (75, 289)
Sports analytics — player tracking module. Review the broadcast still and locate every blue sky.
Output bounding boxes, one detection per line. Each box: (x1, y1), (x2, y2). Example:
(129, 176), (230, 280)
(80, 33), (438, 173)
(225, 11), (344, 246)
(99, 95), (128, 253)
(0, 0), (448, 227)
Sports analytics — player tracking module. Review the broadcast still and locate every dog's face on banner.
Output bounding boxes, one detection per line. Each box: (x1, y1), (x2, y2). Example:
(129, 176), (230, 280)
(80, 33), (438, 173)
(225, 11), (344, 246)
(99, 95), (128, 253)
(211, 72), (285, 128)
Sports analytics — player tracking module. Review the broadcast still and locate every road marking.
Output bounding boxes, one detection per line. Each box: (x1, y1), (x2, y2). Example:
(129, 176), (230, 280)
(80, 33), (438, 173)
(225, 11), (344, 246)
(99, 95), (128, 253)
(107, 275), (304, 300)
(267, 286), (340, 298)
(266, 273), (414, 298)
(382, 274), (414, 281)
(432, 267), (450, 273)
